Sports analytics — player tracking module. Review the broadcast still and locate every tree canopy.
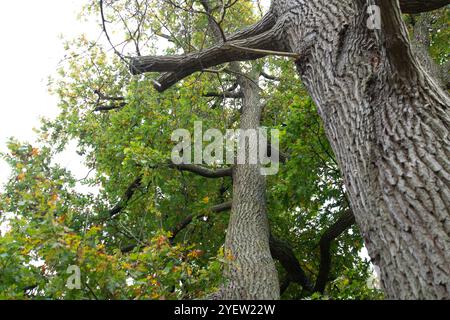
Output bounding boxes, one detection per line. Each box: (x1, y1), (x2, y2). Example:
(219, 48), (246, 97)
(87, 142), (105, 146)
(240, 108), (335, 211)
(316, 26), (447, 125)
(0, 0), (448, 300)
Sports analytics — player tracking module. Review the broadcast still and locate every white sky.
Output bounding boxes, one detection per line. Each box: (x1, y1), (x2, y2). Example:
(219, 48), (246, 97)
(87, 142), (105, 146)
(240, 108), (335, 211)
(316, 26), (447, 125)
(0, 0), (271, 187)
(0, 0), (97, 187)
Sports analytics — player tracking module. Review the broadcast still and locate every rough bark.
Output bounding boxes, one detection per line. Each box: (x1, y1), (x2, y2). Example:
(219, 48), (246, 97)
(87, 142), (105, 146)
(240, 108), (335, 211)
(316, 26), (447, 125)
(215, 76), (279, 300)
(200, 2), (280, 300)
(130, 0), (450, 299)
(273, 0), (450, 299)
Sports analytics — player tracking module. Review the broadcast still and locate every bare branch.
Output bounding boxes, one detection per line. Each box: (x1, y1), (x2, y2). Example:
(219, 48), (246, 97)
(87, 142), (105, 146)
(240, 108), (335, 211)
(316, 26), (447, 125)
(203, 91), (244, 99)
(99, 0), (133, 69)
(108, 177), (142, 218)
(314, 210), (356, 293)
(121, 201), (232, 251)
(130, 20), (286, 91)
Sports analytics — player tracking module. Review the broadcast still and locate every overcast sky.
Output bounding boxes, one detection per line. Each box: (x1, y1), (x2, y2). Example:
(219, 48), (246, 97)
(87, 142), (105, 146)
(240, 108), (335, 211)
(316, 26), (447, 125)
(0, 0), (272, 187)
(0, 0), (98, 186)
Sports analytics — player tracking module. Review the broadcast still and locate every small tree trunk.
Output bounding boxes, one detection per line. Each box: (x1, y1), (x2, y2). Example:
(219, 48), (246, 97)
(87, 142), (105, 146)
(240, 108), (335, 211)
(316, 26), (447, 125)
(200, 0), (280, 299)
(218, 77), (280, 300)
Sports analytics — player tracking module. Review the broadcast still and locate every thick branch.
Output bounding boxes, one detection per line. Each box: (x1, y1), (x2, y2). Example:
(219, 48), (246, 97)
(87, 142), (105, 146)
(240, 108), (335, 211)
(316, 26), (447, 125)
(371, 0), (420, 79)
(227, 11), (277, 42)
(109, 177), (142, 218)
(269, 235), (314, 292)
(399, 0), (449, 13)
(121, 201), (232, 252)
(170, 164), (233, 178)
(199, 0), (276, 43)
(130, 37), (269, 74)
(314, 211), (356, 293)
(130, 27), (284, 91)
(94, 102), (127, 112)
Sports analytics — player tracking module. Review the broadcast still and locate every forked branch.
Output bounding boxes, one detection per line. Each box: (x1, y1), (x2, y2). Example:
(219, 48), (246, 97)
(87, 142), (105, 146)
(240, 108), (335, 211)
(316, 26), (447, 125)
(130, 19), (287, 91)
(314, 210), (356, 293)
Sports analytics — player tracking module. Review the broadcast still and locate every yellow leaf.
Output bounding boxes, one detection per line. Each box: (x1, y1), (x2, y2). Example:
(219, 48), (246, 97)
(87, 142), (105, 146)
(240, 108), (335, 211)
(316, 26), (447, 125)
(188, 249), (204, 259)
(151, 293), (160, 299)
(31, 148), (40, 157)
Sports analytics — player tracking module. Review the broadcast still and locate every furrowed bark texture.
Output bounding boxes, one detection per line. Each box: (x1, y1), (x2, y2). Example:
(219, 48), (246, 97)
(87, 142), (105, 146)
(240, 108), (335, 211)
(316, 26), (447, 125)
(268, 0), (450, 299)
(218, 77), (279, 300)
(201, 1), (280, 300)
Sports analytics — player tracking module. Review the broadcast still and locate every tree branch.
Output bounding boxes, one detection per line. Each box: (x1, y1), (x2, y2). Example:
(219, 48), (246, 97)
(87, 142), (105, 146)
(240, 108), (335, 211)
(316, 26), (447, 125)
(224, 44), (300, 59)
(93, 89), (127, 112)
(108, 165), (231, 218)
(93, 89), (125, 101)
(226, 11), (277, 42)
(399, 0), (449, 14)
(94, 102), (127, 112)
(269, 234), (315, 292)
(169, 201), (232, 242)
(130, 23), (285, 91)
(169, 164), (233, 178)
(203, 91), (244, 99)
(378, 0), (420, 77)
(108, 177), (142, 218)
(121, 201), (232, 252)
(314, 210), (356, 293)
(99, 0), (133, 69)
(260, 71), (281, 81)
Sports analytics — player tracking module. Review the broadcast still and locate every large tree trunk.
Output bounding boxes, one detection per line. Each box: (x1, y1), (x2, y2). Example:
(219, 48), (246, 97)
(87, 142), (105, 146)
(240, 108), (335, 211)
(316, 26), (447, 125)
(130, 0), (450, 299)
(272, 0), (450, 299)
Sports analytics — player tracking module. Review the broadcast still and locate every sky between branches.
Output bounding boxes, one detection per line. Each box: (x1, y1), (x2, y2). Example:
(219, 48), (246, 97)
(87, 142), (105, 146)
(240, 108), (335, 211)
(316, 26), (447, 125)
(0, 0), (95, 186)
